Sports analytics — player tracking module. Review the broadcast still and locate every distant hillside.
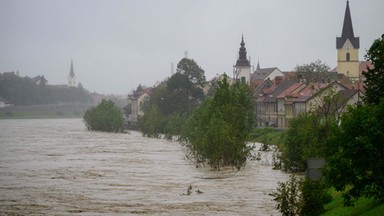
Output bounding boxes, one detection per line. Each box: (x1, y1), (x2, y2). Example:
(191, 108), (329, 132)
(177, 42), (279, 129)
(0, 72), (94, 106)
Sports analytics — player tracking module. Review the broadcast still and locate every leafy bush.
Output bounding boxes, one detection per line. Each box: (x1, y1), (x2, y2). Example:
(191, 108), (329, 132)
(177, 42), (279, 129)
(271, 176), (331, 216)
(270, 175), (301, 216)
(326, 99), (384, 206)
(181, 75), (254, 170)
(301, 179), (331, 215)
(83, 99), (124, 133)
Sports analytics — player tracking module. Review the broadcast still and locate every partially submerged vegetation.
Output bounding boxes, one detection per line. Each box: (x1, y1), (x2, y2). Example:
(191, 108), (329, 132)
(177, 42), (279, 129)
(180, 75), (254, 170)
(83, 99), (124, 133)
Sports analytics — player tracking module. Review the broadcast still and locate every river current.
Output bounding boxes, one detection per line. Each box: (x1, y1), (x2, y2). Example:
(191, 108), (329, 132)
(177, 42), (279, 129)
(0, 118), (289, 215)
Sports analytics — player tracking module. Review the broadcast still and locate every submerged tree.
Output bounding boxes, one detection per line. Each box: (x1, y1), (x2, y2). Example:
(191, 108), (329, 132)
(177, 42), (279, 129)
(83, 99), (124, 133)
(181, 74), (254, 170)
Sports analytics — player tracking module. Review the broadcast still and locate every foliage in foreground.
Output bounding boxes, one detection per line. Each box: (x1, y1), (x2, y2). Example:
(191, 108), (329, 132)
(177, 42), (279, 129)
(321, 188), (384, 216)
(181, 75), (254, 170)
(83, 99), (124, 133)
(363, 34), (384, 105)
(279, 112), (332, 172)
(325, 34), (384, 206)
(270, 175), (331, 216)
(325, 99), (384, 206)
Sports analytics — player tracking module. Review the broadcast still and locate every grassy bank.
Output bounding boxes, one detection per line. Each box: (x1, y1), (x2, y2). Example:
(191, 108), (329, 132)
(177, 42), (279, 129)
(249, 127), (286, 146)
(321, 189), (384, 216)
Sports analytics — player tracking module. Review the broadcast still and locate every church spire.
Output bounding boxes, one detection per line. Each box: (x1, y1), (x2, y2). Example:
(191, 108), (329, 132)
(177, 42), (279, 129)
(69, 60), (75, 78)
(256, 57), (261, 71)
(337, 1), (359, 49)
(236, 35), (250, 67)
(68, 60), (76, 87)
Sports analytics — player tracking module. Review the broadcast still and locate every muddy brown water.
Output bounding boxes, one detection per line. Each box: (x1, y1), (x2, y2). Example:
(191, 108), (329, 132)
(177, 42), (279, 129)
(0, 118), (289, 215)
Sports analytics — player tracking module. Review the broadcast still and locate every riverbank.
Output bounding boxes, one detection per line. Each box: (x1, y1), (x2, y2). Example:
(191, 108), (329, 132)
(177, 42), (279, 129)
(0, 111), (83, 119)
(249, 127), (286, 147)
(321, 189), (384, 215)
(0, 103), (92, 119)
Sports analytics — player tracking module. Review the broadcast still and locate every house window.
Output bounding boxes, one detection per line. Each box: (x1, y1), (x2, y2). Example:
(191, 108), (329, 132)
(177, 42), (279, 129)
(346, 52), (350, 61)
(241, 77), (246, 84)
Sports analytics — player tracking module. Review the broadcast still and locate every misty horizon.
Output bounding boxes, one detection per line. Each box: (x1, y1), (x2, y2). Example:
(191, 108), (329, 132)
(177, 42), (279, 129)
(1, 0), (383, 95)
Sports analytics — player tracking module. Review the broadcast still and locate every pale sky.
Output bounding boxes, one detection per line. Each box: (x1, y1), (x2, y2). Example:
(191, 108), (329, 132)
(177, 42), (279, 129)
(1, 0), (383, 95)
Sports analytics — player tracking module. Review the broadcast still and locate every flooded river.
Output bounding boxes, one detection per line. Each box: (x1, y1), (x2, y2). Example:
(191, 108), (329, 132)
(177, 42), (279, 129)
(0, 118), (289, 215)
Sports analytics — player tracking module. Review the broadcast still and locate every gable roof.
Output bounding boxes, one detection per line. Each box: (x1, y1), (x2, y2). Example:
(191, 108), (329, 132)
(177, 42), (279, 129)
(252, 67), (279, 80)
(263, 80), (297, 103)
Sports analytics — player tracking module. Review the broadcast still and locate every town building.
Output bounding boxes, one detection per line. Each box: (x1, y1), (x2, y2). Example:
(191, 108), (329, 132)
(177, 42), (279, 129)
(234, 35), (251, 85)
(126, 88), (151, 129)
(336, 0), (360, 80)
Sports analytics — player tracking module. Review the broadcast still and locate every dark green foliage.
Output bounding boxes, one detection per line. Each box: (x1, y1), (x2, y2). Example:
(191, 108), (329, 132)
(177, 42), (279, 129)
(139, 58), (206, 138)
(270, 175), (301, 216)
(177, 58), (206, 88)
(300, 179), (330, 215)
(281, 113), (328, 172)
(325, 99), (384, 206)
(83, 99), (124, 133)
(181, 75), (254, 170)
(363, 34), (384, 105)
(271, 176), (331, 216)
(138, 105), (164, 138)
(0, 73), (93, 105)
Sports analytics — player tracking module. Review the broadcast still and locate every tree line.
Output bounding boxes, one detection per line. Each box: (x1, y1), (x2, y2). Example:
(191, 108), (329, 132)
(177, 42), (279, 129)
(0, 73), (93, 105)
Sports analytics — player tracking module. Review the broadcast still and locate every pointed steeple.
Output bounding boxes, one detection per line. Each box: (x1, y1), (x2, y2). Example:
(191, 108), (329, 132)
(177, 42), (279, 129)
(256, 58), (261, 71)
(337, 1), (359, 49)
(69, 60), (75, 78)
(236, 35), (250, 67)
(68, 60), (76, 87)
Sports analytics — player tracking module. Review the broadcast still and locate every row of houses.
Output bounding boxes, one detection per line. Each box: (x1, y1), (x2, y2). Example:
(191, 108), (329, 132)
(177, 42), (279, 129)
(253, 75), (363, 129)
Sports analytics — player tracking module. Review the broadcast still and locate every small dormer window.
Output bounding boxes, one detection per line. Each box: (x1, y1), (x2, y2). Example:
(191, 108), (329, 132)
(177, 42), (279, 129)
(346, 52), (350, 61)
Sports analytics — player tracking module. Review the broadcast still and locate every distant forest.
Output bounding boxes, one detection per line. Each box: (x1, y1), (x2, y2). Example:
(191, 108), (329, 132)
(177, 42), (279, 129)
(0, 72), (94, 106)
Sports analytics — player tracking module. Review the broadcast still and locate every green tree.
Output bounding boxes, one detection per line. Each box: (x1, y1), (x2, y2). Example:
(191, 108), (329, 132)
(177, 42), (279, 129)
(271, 176), (331, 216)
(294, 60), (331, 83)
(363, 34), (384, 105)
(325, 99), (384, 206)
(325, 34), (384, 206)
(281, 113), (326, 172)
(177, 58), (206, 88)
(181, 75), (254, 170)
(138, 105), (164, 138)
(83, 99), (124, 133)
(139, 58), (206, 138)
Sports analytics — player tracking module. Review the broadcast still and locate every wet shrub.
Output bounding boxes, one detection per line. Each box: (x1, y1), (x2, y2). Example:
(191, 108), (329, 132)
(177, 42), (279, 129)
(83, 99), (124, 133)
(300, 178), (330, 215)
(270, 175), (301, 216)
(180, 75), (254, 170)
(271, 176), (331, 216)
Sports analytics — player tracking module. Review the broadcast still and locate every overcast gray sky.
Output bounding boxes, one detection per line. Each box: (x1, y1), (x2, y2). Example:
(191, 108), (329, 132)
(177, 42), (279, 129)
(1, 0), (383, 95)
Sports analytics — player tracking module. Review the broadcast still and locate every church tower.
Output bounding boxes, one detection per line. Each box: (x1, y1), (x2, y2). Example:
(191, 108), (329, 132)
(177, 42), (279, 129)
(234, 35), (251, 85)
(336, 1), (359, 80)
(68, 60), (76, 87)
